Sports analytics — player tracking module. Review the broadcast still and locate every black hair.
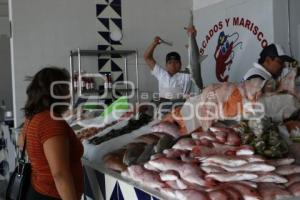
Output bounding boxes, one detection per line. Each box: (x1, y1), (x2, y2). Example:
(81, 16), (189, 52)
(23, 67), (70, 118)
(258, 55), (276, 65)
(166, 52), (181, 63)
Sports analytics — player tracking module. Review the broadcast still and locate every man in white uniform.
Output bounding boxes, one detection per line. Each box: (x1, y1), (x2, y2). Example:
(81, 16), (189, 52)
(243, 43), (296, 81)
(144, 27), (197, 101)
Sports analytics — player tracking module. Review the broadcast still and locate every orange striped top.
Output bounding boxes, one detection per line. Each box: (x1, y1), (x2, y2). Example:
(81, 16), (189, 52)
(23, 110), (83, 199)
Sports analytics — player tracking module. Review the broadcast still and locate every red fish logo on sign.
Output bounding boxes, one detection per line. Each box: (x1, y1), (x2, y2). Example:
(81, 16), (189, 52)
(214, 31), (242, 82)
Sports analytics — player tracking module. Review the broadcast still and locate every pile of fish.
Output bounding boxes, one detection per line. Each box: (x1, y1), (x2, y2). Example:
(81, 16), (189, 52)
(88, 113), (152, 145)
(103, 132), (176, 172)
(236, 118), (289, 158)
(76, 120), (120, 140)
(119, 124), (300, 200)
(74, 110), (138, 140)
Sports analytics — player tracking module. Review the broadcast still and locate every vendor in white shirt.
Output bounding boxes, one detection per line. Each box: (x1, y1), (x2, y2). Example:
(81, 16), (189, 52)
(243, 43), (295, 81)
(143, 27), (196, 100)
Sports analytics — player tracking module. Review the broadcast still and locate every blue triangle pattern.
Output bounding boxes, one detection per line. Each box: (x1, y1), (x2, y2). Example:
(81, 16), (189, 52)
(109, 181), (124, 200)
(96, 4), (108, 16)
(134, 188), (151, 200)
(98, 18), (110, 30)
(111, 60), (122, 71)
(109, 181), (118, 200)
(110, 4), (122, 17)
(111, 18), (122, 30)
(118, 181), (124, 200)
(98, 31), (111, 44)
(94, 170), (106, 200)
(98, 58), (110, 71)
(115, 73), (124, 82)
(82, 167), (95, 199)
(152, 197), (160, 200)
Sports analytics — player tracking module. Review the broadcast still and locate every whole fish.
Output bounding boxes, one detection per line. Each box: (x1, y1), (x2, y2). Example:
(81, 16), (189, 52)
(252, 172), (287, 184)
(212, 162), (275, 172)
(185, 10), (204, 91)
(206, 172), (258, 182)
(201, 165), (226, 173)
(266, 158), (295, 166)
(258, 183), (292, 200)
(148, 157), (215, 187)
(237, 181), (258, 188)
(201, 155), (248, 167)
(121, 165), (166, 189)
(275, 165), (300, 175)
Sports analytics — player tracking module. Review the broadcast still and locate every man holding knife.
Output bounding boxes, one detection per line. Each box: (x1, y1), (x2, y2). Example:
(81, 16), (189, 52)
(144, 27), (197, 101)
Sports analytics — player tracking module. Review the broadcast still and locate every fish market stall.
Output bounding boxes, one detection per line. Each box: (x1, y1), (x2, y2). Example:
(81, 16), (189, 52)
(76, 68), (300, 200)
(78, 116), (300, 199)
(79, 117), (300, 200)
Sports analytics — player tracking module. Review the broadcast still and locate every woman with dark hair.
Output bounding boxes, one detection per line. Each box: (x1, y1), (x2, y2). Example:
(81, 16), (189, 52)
(18, 67), (83, 200)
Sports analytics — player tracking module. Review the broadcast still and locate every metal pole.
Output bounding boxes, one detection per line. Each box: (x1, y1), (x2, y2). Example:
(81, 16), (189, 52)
(135, 50), (139, 103)
(124, 56), (128, 97)
(78, 48), (82, 97)
(69, 52), (75, 108)
(287, 0), (293, 57)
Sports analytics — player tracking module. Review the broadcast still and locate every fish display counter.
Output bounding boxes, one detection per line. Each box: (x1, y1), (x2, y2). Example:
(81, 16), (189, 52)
(76, 68), (300, 200)
(76, 110), (300, 200)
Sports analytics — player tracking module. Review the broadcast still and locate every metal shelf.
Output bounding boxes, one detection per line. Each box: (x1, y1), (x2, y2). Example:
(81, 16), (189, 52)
(69, 48), (139, 107)
(70, 50), (137, 57)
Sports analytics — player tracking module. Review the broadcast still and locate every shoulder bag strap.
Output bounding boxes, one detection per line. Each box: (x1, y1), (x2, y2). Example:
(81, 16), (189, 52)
(20, 120), (30, 161)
